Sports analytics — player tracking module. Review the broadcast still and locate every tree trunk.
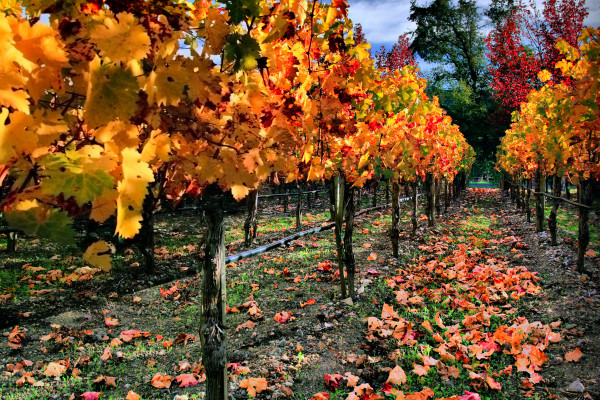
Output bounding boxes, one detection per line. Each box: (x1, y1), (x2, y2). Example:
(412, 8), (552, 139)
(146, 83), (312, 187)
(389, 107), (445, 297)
(139, 192), (155, 273)
(244, 190), (259, 246)
(200, 189), (227, 400)
(390, 181), (401, 258)
(344, 185), (356, 299)
(411, 182), (418, 236)
(283, 186), (288, 213)
(548, 175), (561, 246)
(356, 188), (362, 211)
(565, 178), (570, 200)
(372, 182), (378, 207)
(306, 186), (312, 209)
(295, 182), (303, 231)
(577, 179), (592, 273)
(535, 170), (545, 232)
(333, 174), (347, 297)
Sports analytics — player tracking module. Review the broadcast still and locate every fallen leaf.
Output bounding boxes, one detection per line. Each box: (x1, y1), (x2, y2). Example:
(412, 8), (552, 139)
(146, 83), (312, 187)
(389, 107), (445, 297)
(125, 391), (140, 400)
(274, 311), (291, 323)
(239, 377), (268, 397)
(412, 363), (429, 377)
(236, 320), (256, 330)
(301, 299), (316, 308)
(44, 361), (67, 377)
(93, 376), (116, 387)
(151, 372), (173, 389)
(81, 392), (102, 400)
(565, 348), (583, 362)
(387, 365), (407, 385)
(345, 372), (360, 387)
(367, 252), (378, 261)
(176, 373), (199, 387)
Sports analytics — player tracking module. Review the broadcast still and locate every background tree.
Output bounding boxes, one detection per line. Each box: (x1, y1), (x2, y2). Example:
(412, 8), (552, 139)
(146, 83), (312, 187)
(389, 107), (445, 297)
(408, 0), (501, 167)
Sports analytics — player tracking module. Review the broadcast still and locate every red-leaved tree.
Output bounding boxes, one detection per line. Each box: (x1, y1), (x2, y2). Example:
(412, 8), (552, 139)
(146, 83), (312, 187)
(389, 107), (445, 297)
(375, 34), (417, 73)
(486, 0), (588, 114)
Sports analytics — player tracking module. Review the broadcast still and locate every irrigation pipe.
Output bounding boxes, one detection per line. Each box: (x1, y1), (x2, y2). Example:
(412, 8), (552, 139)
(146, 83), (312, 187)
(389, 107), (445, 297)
(225, 194), (423, 264)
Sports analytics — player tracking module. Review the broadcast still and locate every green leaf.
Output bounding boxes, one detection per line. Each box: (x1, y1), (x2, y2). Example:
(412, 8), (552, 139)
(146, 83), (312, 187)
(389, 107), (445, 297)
(223, 0), (261, 25)
(84, 57), (139, 128)
(4, 206), (75, 246)
(41, 153), (115, 205)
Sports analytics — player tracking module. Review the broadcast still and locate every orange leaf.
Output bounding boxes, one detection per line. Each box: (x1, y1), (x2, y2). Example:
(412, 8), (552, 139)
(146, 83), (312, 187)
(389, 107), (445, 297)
(236, 320), (256, 331)
(44, 361), (67, 377)
(104, 317), (119, 326)
(387, 365), (407, 385)
(150, 372), (173, 389)
(434, 311), (445, 329)
(565, 348), (583, 362)
(126, 391), (140, 400)
(345, 372), (360, 387)
(367, 252), (378, 261)
(310, 393), (330, 400)
(301, 299), (316, 308)
(412, 363), (429, 377)
(239, 377), (268, 397)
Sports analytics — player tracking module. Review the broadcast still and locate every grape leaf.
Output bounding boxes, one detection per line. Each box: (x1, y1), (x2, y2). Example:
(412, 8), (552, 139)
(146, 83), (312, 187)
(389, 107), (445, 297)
(90, 12), (151, 63)
(115, 148), (154, 238)
(41, 153), (114, 205)
(83, 240), (115, 272)
(4, 201), (75, 246)
(84, 57), (139, 128)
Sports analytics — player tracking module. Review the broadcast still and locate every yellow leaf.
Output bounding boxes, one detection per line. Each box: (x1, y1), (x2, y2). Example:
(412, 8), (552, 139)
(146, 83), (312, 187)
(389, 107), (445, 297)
(91, 189), (118, 223)
(0, 109), (38, 164)
(84, 56), (140, 128)
(90, 12), (151, 63)
(231, 184), (250, 201)
(83, 240), (115, 272)
(538, 70), (551, 82)
(204, 7), (229, 55)
(116, 148), (154, 238)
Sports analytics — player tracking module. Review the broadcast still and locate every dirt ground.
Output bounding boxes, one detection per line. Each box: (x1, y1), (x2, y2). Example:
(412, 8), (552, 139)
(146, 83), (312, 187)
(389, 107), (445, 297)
(1, 188), (599, 400)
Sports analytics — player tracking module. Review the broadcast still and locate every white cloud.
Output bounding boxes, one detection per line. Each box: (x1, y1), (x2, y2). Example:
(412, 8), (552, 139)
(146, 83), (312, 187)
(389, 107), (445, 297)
(348, 1), (416, 50)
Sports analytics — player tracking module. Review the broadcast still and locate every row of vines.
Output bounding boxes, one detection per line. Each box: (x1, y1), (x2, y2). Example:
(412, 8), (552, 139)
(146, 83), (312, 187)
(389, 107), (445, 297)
(496, 27), (599, 272)
(0, 1), (474, 398)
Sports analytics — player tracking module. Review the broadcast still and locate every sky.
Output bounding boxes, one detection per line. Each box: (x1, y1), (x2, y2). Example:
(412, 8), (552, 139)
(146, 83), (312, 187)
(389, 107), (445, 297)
(347, 0), (600, 54)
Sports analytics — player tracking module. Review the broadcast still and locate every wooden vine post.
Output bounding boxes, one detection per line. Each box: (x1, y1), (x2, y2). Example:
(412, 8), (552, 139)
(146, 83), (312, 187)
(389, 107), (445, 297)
(295, 181), (303, 231)
(343, 185), (356, 298)
(548, 175), (561, 246)
(535, 170), (545, 232)
(390, 181), (401, 258)
(333, 174), (347, 297)
(525, 179), (531, 224)
(411, 182), (418, 236)
(577, 179), (592, 272)
(244, 190), (259, 246)
(425, 174), (435, 227)
(200, 187), (228, 400)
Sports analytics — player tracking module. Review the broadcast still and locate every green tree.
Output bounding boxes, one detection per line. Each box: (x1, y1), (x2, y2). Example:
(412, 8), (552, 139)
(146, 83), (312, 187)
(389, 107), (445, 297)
(409, 0), (505, 163)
